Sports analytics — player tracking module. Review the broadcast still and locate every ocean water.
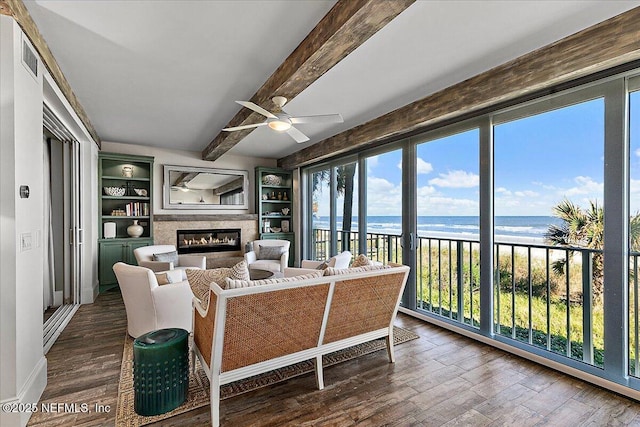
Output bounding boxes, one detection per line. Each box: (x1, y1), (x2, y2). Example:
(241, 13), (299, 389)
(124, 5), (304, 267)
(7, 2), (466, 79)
(312, 216), (564, 241)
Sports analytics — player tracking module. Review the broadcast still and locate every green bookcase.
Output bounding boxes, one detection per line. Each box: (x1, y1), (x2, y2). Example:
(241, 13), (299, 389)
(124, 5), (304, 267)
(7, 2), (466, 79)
(255, 167), (294, 266)
(98, 152), (154, 292)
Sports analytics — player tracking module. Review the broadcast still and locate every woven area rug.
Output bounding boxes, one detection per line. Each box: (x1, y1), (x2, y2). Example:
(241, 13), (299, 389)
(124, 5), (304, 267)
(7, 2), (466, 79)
(116, 326), (419, 427)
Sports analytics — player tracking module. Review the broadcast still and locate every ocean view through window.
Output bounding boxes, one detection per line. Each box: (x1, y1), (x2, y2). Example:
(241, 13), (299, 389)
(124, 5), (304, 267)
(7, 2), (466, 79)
(302, 71), (640, 397)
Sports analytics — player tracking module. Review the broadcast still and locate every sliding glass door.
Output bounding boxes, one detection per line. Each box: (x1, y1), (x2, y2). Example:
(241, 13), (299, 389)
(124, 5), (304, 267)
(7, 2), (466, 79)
(414, 127), (480, 326)
(43, 107), (82, 353)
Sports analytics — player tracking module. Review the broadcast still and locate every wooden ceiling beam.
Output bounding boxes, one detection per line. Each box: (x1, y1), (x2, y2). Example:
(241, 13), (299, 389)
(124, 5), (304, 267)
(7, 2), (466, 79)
(0, 0), (101, 147)
(201, 0), (415, 161)
(278, 7), (640, 170)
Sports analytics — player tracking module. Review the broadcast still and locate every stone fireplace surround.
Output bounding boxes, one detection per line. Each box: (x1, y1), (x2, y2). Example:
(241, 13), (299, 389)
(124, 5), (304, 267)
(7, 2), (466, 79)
(154, 214), (259, 268)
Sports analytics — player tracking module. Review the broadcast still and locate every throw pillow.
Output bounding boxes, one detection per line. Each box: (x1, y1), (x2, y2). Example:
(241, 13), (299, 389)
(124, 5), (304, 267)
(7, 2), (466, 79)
(229, 260), (250, 281)
(155, 272), (172, 285)
(315, 261), (329, 270)
(258, 245), (285, 260)
(350, 254), (372, 268)
(153, 250), (179, 266)
(186, 263), (253, 309)
(186, 268), (231, 309)
(328, 251), (352, 268)
(155, 269), (182, 285)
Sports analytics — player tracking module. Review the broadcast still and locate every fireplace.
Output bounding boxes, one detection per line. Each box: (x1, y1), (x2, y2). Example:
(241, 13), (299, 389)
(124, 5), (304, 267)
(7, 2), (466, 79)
(176, 228), (241, 254)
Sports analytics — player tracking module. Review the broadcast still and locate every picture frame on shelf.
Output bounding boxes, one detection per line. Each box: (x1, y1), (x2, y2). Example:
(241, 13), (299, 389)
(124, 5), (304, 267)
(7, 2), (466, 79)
(281, 220), (290, 233)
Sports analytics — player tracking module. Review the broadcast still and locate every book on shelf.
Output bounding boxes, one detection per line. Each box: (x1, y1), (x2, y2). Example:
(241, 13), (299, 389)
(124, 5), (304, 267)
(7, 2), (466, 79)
(124, 202), (149, 216)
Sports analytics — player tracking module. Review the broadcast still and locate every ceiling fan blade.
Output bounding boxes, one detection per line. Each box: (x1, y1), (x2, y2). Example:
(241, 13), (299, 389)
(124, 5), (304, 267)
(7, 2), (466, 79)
(290, 114), (343, 124)
(287, 126), (310, 143)
(235, 101), (277, 119)
(222, 122), (268, 132)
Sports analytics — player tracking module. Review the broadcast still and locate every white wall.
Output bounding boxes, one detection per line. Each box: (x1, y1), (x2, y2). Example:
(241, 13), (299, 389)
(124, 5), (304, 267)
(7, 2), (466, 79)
(101, 141), (276, 215)
(0, 17), (47, 427)
(0, 17), (99, 427)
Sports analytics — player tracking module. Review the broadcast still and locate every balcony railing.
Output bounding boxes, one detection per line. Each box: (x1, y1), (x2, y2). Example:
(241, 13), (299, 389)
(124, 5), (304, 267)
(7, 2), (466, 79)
(311, 228), (640, 376)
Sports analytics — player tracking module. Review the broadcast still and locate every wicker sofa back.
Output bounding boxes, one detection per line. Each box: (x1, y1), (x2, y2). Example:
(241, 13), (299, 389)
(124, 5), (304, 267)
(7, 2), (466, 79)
(192, 263), (410, 427)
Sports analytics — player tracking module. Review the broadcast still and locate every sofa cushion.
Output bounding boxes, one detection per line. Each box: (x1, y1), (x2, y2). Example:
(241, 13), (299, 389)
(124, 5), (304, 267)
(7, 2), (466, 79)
(153, 250), (179, 266)
(350, 254), (372, 268)
(258, 245), (285, 260)
(323, 264), (391, 276)
(225, 271), (323, 289)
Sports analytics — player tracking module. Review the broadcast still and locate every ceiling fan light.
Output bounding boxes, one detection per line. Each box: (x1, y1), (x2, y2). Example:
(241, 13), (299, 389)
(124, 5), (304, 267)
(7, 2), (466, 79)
(268, 120), (292, 131)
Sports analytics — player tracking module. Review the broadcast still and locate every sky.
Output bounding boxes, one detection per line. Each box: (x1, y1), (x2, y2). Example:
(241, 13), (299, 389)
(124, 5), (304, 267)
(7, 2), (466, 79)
(315, 92), (640, 218)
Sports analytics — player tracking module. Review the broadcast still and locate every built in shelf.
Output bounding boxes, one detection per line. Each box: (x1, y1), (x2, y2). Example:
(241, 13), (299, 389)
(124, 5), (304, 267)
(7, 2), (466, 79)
(102, 196), (150, 201)
(102, 175), (150, 181)
(101, 215), (150, 220)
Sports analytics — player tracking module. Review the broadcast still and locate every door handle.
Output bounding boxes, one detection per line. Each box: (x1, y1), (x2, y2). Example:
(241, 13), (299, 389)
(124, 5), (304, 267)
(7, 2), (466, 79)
(401, 232), (415, 250)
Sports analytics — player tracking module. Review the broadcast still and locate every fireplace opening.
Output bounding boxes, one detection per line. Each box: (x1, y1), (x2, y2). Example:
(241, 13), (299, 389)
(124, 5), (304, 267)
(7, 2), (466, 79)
(177, 228), (241, 254)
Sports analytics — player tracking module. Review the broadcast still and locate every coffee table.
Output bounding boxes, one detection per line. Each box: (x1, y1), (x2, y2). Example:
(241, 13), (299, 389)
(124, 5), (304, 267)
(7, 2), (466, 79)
(249, 268), (282, 280)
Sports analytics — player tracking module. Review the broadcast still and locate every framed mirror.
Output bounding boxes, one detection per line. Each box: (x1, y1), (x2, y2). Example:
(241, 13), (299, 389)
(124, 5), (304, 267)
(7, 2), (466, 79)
(163, 165), (249, 210)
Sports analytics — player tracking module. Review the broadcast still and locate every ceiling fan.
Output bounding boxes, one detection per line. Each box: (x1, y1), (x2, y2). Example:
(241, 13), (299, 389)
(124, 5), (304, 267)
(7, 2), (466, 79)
(222, 96), (343, 143)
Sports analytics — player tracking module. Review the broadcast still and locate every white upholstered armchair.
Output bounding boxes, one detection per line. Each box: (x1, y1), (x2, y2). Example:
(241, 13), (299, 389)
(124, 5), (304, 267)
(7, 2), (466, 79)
(133, 244), (206, 280)
(244, 239), (290, 273)
(112, 262), (194, 338)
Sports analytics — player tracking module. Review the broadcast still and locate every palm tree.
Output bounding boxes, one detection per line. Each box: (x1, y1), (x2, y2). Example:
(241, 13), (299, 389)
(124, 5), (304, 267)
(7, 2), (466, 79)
(545, 198), (604, 299)
(545, 198), (640, 301)
(311, 163), (357, 251)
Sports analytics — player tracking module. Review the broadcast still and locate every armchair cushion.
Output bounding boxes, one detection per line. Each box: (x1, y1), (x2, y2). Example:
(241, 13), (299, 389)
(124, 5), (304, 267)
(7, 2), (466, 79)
(153, 250), (179, 265)
(258, 245), (285, 260)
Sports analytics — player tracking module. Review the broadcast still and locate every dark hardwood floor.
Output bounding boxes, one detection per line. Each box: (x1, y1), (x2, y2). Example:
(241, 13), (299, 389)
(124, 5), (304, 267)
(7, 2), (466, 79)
(28, 289), (640, 426)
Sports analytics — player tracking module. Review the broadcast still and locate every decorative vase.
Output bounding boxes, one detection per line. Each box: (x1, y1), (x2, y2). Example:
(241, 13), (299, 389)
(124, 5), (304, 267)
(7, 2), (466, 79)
(127, 220), (143, 238)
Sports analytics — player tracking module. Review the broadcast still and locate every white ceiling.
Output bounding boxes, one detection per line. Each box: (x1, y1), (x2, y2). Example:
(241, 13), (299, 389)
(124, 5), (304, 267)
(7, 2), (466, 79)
(24, 1), (640, 160)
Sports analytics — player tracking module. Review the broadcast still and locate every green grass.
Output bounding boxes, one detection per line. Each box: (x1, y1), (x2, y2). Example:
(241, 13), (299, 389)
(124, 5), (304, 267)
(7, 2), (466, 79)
(415, 241), (607, 367)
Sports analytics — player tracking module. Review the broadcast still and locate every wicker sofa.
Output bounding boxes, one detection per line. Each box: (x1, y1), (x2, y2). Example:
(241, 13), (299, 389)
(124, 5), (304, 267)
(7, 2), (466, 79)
(192, 263), (410, 427)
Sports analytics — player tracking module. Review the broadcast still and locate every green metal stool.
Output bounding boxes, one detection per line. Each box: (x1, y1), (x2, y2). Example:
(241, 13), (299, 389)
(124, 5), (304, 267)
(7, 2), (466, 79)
(133, 328), (189, 416)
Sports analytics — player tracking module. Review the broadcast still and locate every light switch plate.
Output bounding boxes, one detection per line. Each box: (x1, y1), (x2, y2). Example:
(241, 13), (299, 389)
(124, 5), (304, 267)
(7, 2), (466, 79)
(20, 232), (32, 252)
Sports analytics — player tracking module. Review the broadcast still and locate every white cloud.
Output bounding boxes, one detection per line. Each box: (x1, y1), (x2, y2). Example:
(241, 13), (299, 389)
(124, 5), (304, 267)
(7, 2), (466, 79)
(635, 148), (640, 158)
(367, 156), (379, 172)
(395, 158), (433, 175)
(417, 158), (433, 174)
(563, 176), (603, 196)
(514, 190), (539, 198)
(429, 170), (479, 188)
(417, 185), (437, 196)
(496, 187), (511, 195)
(365, 176), (402, 215)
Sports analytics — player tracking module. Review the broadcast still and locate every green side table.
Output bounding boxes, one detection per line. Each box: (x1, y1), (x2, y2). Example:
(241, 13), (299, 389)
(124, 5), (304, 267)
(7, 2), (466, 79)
(133, 328), (189, 416)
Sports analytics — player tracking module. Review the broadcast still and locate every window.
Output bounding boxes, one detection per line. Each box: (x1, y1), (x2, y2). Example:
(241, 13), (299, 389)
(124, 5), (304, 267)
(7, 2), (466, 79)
(494, 97), (605, 365)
